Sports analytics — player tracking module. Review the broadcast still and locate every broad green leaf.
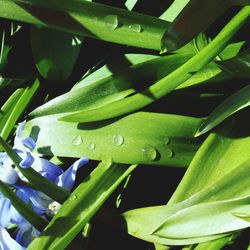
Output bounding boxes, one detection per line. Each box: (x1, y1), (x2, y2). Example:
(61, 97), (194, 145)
(196, 84), (250, 136)
(169, 115), (250, 204)
(0, 180), (48, 231)
(123, 158), (250, 245)
(233, 212), (250, 222)
(217, 48), (250, 78)
(0, 137), (70, 204)
(23, 112), (201, 167)
(123, 111), (250, 245)
(60, 7), (250, 123)
(27, 162), (137, 250)
(1, 0), (169, 50)
(153, 196), (250, 239)
(30, 26), (82, 81)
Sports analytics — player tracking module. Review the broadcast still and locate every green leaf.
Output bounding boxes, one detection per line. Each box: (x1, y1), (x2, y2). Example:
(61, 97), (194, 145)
(123, 111), (250, 245)
(30, 52), (195, 117)
(30, 26), (82, 81)
(60, 7), (250, 123)
(0, 88), (24, 134)
(216, 48), (250, 78)
(0, 136), (70, 204)
(123, 157), (250, 245)
(153, 196), (250, 239)
(161, 0), (231, 51)
(0, 180), (48, 231)
(232, 212), (250, 222)
(196, 84), (250, 136)
(27, 162), (137, 250)
(160, 0), (190, 22)
(1, 0), (170, 50)
(0, 79), (39, 142)
(23, 112), (201, 167)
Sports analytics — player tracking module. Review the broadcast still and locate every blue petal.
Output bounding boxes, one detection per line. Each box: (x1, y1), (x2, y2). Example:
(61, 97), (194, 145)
(0, 165), (19, 184)
(20, 137), (36, 151)
(19, 152), (34, 168)
(15, 222), (39, 248)
(32, 158), (63, 181)
(0, 152), (7, 163)
(0, 198), (11, 227)
(16, 122), (26, 138)
(0, 227), (25, 250)
(55, 157), (88, 190)
(10, 191), (29, 225)
(15, 185), (51, 211)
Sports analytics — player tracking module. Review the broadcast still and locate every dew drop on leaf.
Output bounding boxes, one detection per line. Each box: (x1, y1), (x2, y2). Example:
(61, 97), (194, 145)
(142, 145), (157, 161)
(69, 194), (77, 201)
(88, 143), (96, 150)
(163, 137), (170, 145)
(105, 15), (119, 30)
(128, 24), (142, 33)
(72, 135), (82, 146)
(166, 148), (174, 158)
(113, 135), (124, 146)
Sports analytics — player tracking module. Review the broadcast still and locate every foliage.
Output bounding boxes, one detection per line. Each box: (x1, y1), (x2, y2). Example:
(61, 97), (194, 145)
(0, 0), (249, 249)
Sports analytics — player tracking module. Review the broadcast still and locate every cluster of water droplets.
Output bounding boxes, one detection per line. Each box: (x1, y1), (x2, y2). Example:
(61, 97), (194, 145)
(72, 134), (174, 162)
(104, 14), (142, 33)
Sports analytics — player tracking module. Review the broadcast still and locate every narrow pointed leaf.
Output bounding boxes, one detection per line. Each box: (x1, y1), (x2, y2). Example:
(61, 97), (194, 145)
(154, 196), (250, 239)
(27, 162), (137, 250)
(196, 84), (250, 136)
(216, 48), (250, 78)
(0, 79), (39, 141)
(0, 180), (48, 231)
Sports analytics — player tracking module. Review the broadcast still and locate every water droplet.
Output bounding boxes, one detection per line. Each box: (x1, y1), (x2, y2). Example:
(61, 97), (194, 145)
(105, 15), (119, 30)
(88, 143), (96, 150)
(72, 135), (82, 146)
(113, 135), (124, 146)
(166, 148), (174, 158)
(142, 145), (157, 161)
(129, 24), (142, 33)
(163, 137), (170, 145)
(69, 194), (77, 201)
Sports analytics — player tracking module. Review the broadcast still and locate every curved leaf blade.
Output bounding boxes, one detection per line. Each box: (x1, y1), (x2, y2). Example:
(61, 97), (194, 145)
(196, 84), (250, 136)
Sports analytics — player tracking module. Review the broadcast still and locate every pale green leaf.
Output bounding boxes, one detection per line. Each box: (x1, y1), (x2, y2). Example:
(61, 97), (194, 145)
(23, 112), (201, 167)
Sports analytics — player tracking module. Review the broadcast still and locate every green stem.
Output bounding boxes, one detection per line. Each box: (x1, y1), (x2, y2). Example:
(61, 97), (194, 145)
(1, 0), (169, 50)
(60, 6), (250, 123)
(0, 180), (48, 231)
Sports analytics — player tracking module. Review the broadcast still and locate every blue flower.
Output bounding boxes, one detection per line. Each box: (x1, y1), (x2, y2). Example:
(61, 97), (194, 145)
(0, 121), (88, 248)
(0, 194), (25, 250)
